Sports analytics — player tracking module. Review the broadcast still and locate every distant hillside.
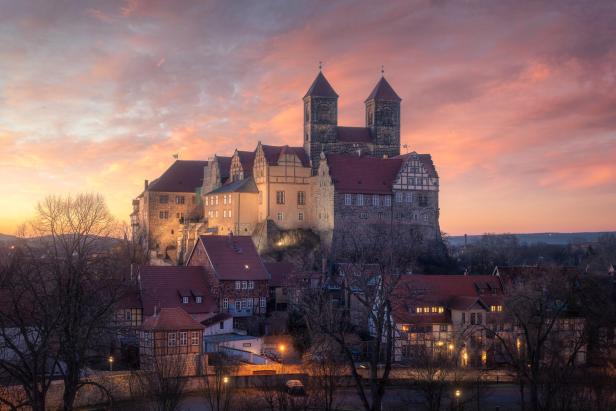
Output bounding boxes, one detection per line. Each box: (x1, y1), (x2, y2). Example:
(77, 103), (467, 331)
(0, 234), (18, 243)
(448, 232), (616, 247)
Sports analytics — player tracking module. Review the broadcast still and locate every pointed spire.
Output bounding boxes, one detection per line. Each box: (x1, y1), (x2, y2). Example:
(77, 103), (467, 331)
(304, 70), (338, 99)
(365, 76), (401, 102)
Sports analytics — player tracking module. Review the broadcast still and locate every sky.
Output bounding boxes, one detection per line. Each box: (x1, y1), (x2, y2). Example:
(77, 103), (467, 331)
(1, 0), (615, 236)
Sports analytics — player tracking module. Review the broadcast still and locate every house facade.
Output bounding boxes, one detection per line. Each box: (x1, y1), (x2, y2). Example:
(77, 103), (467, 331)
(186, 235), (270, 317)
(139, 307), (205, 376)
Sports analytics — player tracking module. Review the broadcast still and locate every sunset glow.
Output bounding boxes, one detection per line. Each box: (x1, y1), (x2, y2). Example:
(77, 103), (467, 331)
(1, 1), (615, 235)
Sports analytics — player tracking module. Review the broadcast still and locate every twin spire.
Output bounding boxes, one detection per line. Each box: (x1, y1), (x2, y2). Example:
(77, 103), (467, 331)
(304, 64), (401, 102)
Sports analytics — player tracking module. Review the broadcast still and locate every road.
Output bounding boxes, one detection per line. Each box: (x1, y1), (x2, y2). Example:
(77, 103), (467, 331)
(176, 384), (522, 411)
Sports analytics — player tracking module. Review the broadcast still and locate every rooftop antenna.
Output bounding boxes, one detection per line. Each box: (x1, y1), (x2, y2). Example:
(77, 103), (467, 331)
(381, 65), (385, 77)
(402, 144), (409, 154)
(319, 61), (322, 72)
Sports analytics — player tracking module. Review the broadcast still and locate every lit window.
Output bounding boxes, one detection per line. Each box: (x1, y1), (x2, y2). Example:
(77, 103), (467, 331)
(431, 307), (437, 313)
(179, 332), (187, 346)
(228, 210), (232, 218)
(196, 296), (203, 304)
(344, 194), (352, 206)
(215, 196), (219, 205)
(235, 281), (241, 290)
(438, 307), (444, 313)
(423, 306), (430, 313)
(416, 307), (423, 313)
(242, 281), (247, 289)
(205, 197), (209, 206)
(168, 332), (176, 347)
(223, 210), (227, 218)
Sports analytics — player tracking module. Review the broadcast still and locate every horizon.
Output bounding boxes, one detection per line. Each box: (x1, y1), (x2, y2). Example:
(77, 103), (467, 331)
(2, 1), (615, 235)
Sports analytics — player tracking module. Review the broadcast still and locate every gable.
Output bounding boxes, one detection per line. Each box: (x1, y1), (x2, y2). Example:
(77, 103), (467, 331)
(393, 154), (438, 191)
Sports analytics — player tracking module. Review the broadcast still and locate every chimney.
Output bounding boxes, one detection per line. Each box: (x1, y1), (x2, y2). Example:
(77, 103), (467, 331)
(144, 179), (149, 191)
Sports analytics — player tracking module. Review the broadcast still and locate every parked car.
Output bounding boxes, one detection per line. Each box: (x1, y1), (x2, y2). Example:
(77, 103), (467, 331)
(285, 379), (305, 396)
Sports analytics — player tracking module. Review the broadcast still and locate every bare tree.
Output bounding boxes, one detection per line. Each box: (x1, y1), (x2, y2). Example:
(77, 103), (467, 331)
(0, 195), (131, 411)
(488, 268), (611, 411)
(0, 245), (61, 411)
(129, 354), (188, 411)
(201, 352), (238, 411)
(303, 335), (345, 411)
(302, 224), (422, 411)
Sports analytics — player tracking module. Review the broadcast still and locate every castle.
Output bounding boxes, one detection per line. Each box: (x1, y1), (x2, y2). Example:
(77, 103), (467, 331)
(131, 69), (440, 264)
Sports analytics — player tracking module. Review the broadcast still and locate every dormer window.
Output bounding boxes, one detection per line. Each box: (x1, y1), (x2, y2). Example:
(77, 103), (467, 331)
(196, 296), (203, 304)
(182, 296), (189, 304)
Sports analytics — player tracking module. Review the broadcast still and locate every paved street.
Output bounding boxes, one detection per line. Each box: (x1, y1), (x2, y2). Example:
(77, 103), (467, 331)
(176, 384), (522, 411)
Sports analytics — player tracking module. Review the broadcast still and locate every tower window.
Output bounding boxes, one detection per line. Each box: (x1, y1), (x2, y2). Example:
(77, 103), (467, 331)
(317, 104), (330, 123)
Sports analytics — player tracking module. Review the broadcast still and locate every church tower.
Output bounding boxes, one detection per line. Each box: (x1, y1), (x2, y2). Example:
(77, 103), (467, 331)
(365, 75), (401, 158)
(303, 69), (338, 173)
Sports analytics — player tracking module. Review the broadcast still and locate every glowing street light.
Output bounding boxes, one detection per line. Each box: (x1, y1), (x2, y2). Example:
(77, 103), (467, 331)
(279, 344), (286, 353)
(108, 356), (114, 371)
(455, 389), (461, 398)
(223, 376), (229, 384)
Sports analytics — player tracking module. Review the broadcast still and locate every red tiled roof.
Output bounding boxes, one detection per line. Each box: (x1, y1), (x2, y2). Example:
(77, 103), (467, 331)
(237, 150), (256, 174)
(197, 235), (270, 281)
(262, 145), (310, 167)
(336, 127), (373, 143)
(265, 261), (297, 287)
(304, 71), (338, 98)
(392, 274), (504, 324)
(147, 160), (208, 193)
(365, 76), (401, 102)
(326, 154), (403, 194)
(116, 287), (142, 309)
(138, 265), (217, 316)
(142, 307), (204, 331)
(201, 312), (232, 327)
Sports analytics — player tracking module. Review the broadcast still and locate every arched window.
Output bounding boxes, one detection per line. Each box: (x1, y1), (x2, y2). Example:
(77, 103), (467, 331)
(317, 104), (330, 123)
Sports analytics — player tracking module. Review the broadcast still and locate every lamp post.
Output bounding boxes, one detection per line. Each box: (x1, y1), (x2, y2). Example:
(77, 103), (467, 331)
(454, 389), (461, 411)
(279, 344), (286, 374)
(108, 356), (114, 372)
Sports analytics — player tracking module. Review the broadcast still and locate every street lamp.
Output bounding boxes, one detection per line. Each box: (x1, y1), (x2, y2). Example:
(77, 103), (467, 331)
(223, 376), (229, 384)
(108, 356), (114, 371)
(279, 344), (286, 373)
(455, 389), (462, 411)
